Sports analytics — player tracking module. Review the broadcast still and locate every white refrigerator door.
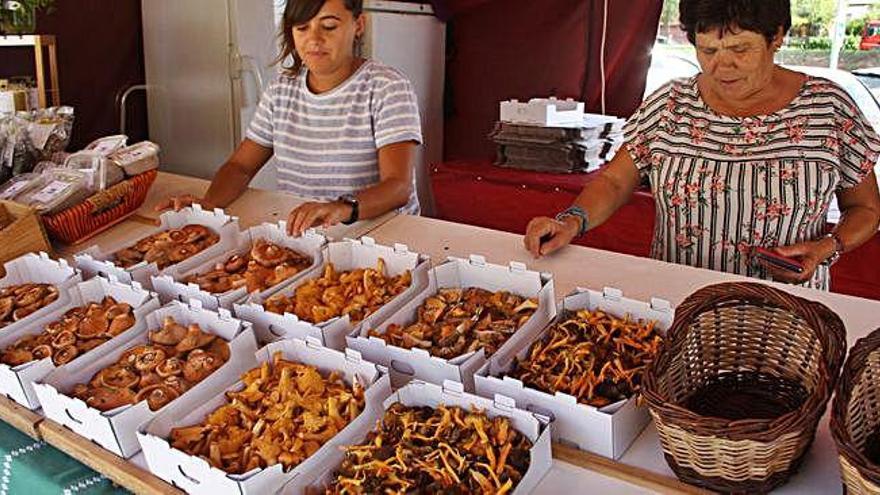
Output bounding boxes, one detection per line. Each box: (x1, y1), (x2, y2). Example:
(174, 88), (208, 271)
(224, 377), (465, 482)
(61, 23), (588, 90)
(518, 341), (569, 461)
(141, 0), (237, 180)
(363, 1), (445, 215)
(231, 0), (280, 190)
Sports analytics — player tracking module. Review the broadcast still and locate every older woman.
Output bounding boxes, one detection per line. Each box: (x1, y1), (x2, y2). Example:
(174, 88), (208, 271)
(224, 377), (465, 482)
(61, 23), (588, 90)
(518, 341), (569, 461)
(524, 0), (880, 290)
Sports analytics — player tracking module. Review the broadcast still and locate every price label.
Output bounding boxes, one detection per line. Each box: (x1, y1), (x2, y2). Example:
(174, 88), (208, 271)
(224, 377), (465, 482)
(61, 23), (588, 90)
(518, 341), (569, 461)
(30, 180), (71, 204)
(0, 180), (31, 200)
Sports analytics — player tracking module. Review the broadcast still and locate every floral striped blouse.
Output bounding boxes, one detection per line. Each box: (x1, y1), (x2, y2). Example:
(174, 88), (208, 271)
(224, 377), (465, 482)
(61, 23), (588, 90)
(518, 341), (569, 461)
(623, 76), (880, 290)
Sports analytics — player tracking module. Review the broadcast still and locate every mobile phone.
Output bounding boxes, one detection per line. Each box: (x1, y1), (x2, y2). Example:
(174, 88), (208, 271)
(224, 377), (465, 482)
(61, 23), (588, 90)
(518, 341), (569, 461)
(754, 247), (805, 274)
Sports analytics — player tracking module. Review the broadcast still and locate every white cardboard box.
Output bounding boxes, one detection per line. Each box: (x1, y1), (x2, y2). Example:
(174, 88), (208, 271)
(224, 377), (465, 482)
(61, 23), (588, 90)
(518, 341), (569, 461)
(34, 299), (259, 458)
(137, 337), (390, 495)
(234, 237), (430, 349)
(347, 255), (556, 392)
(74, 205), (240, 290)
(283, 379), (553, 494)
(0, 276), (160, 410)
(151, 223), (326, 310)
(500, 97), (585, 127)
(0, 252), (82, 334)
(474, 287), (674, 460)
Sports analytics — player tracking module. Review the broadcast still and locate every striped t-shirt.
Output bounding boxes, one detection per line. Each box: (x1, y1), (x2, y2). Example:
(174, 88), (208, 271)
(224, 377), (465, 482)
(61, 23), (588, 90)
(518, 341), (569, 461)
(624, 75), (880, 290)
(246, 59), (423, 214)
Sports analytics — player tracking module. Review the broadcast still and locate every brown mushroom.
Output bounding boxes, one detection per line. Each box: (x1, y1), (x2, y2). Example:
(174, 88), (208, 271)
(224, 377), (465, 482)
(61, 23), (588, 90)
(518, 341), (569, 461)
(51, 330), (76, 349)
(96, 365), (139, 389)
(134, 347), (166, 372)
(31, 344), (53, 361)
(175, 324), (216, 353)
(156, 357), (184, 378)
(53, 345), (79, 365)
(204, 338), (231, 362)
(1, 348), (33, 367)
(15, 285), (46, 307)
(149, 317), (187, 346)
(183, 349), (221, 383)
(136, 383), (180, 411)
(105, 302), (132, 320)
(86, 387), (136, 411)
(139, 372), (162, 389)
(163, 375), (190, 395)
(119, 345), (151, 367)
(224, 254), (248, 273)
(12, 302), (42, 321)
(107, 313), (136, 336)
(0, 297), (13, 322)
(77, 313), (109, 339)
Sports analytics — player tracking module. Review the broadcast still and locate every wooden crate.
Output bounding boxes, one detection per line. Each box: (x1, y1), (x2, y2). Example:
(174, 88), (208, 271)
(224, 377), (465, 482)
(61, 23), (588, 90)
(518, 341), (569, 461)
(0, 201), (53, 277)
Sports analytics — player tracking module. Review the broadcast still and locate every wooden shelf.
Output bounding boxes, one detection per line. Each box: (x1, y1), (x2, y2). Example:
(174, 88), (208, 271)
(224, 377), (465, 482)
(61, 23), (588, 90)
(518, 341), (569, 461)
(0, 34), (55, 47)
(0, 34), (60, 107)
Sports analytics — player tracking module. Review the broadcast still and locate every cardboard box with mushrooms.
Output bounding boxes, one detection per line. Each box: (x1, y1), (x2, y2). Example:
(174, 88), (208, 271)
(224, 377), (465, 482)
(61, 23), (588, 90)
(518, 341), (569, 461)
(137, 338), (391, 495)
(75, 205), (240, 290)
(235, 237), (430, 350)
(0, 252), (81, 335)
(348, 255), (556, 391)
(0, 276), (159, 410)
(475, 287), (673, 460)
(151, 223), (325, 310)
(283, 380), (553, 495)
(34, 299), (258, 458)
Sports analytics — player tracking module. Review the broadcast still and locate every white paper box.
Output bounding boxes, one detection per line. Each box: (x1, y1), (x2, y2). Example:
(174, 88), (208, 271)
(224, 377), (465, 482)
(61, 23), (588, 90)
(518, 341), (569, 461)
(74, 205), (240, 290)
(475, 287), (674, 460)
(348, 255), (556, 392)
(137, 337), (390, 495)
(234, 237), (430, 349)
(0, 276), (160, 410)
(500, 97), (585, 127)
(0, 252), (82, 334)
(283, 379), (553, 494)
(151, 223), (326, 309)
(34, 300), (258, 458)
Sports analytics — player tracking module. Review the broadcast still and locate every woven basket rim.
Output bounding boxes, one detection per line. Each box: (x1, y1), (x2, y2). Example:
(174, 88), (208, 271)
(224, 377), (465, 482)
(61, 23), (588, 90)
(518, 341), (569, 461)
(831, 327), (880, 486)
(643, 281), (846, 442)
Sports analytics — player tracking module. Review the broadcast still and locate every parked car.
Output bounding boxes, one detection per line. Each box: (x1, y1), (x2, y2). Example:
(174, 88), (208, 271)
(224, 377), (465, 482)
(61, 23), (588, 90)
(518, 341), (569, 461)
(861, 20), (880, 51)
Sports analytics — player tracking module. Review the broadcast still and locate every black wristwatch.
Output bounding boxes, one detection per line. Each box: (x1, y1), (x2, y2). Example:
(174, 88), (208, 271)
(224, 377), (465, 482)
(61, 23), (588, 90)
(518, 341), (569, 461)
(338, 194), (360, 225)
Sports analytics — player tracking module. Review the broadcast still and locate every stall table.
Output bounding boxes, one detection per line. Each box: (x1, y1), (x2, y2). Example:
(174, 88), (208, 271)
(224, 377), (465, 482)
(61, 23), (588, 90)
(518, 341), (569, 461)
(367, 214), (880, 495)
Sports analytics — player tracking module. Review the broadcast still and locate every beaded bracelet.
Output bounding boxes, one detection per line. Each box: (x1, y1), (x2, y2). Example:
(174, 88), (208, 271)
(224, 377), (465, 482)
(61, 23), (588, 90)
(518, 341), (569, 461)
(555, 205), (590, 237)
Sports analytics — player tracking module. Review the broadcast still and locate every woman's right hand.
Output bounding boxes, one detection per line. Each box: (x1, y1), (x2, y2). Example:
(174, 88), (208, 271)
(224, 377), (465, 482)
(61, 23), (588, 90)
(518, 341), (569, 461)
(523, 216), (579, 258)
(154, 194), (212, 212)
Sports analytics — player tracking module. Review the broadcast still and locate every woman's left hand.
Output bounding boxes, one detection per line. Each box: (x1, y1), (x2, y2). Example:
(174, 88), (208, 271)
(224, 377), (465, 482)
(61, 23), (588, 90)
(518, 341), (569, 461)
(760, 238), (834, 284)
(287, 201), (352, 236)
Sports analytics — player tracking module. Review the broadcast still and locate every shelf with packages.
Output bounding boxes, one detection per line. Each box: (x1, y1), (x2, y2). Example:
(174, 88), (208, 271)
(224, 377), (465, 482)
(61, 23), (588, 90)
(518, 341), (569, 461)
(0, 34), (60, 108)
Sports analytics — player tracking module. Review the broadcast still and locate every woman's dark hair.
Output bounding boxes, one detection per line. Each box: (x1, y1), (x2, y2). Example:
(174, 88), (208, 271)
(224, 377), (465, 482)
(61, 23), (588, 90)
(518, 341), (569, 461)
(276, 0), (363, 74)
(679, 0), (791, 45)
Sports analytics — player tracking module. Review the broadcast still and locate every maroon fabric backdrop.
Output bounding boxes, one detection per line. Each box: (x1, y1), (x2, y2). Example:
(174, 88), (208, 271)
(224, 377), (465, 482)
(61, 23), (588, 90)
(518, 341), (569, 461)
(438, 0), (662, 160)
(582, 0), (663, 117)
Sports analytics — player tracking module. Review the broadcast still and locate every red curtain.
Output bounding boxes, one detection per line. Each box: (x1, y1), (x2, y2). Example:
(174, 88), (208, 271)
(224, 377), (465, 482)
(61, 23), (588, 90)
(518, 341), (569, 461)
(582, 0), (663, 117)
(438, 0), (663, 160)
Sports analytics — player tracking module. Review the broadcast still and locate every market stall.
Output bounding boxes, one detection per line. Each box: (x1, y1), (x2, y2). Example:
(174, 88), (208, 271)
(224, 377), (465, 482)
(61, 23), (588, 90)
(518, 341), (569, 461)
(0, 195), (876, 493)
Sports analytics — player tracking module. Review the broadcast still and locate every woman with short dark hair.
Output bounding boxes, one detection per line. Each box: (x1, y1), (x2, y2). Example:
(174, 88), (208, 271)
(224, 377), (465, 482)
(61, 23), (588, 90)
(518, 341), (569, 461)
(525, 0), (880, 290)
(159, 0), (423, 236)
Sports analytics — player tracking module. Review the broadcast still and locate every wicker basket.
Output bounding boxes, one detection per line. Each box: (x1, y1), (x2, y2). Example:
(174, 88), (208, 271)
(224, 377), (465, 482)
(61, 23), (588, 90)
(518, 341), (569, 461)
(832, 329), (880, 494)
(642, 282), (846, 494)
(42, 169), (157, 245)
